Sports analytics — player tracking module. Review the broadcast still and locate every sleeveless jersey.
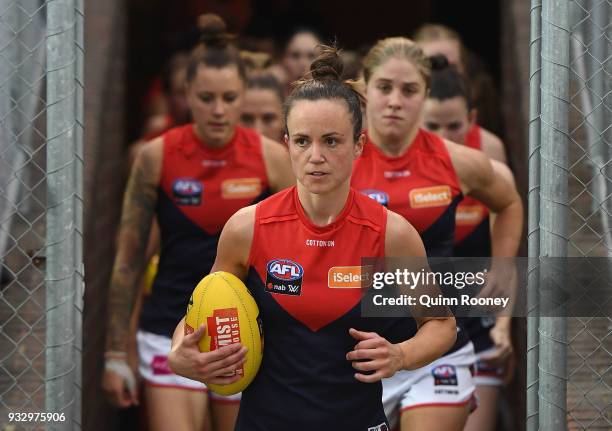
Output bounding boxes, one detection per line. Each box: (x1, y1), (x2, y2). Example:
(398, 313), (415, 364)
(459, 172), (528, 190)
(140, 124), (271, 336)
(351, 128), (468, 352)
(454, 124), (491, 257)
(352, 129), (463, 257)
(237, 187), (392, 431)
(458, 124), (495, 353)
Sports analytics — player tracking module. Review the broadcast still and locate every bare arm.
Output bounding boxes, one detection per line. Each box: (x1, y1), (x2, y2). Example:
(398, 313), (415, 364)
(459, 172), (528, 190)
(479, 127), (507, 164)
(347, 211), (457, 382)
(486, 161), (518, 362)
(170, 206), (254, 349)
(449, 143), (522, 363)
(386, 211), (457, 370)
(261, 136), (296, 192)
(168, 207), (255, 382)
(447, 141), (523, 257)
(106, 138), (162, 353)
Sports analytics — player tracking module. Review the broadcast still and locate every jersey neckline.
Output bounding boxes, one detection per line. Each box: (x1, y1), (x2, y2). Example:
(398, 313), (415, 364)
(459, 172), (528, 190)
(183, 124), (239, 158)
(364, 128), (424, 162)
(292, 186), (356, 234)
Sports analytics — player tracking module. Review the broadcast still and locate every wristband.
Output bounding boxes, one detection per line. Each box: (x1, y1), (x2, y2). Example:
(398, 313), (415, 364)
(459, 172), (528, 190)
(105, 358), (136, 393)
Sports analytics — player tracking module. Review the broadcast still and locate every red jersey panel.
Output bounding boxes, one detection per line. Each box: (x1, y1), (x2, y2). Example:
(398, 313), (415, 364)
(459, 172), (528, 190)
(247, 187), (386, 332)
(159, 124), (269, 235)
(455, 125), (490, 245)
(351, 128), (462, 257)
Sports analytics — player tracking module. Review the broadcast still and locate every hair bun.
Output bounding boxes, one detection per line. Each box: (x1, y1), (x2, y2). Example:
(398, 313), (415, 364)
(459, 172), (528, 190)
(428, 54), (450, 71)
(197, 14), (228, 48)
(309, 45), (344, 81)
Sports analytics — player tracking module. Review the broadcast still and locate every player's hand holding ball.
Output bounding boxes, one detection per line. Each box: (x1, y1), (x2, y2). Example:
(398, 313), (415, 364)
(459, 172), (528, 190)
(168, 322), (247, 385)
(169, 271), (263, 393)
(346, 328), (406, 383)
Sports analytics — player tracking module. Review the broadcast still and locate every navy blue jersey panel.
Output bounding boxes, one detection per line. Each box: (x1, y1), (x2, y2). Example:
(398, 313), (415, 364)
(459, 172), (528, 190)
(420, 194), (463, 258)
(235, 268), (390, 431)
(454, 218), (491, 257)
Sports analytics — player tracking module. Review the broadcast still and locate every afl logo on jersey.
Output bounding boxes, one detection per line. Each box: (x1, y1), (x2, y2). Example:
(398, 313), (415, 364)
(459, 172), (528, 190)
(172, 178), (202, 206)
(265, 259), (303, 295)
(361, 189), (389, 207)
(432, 364), (458, 386)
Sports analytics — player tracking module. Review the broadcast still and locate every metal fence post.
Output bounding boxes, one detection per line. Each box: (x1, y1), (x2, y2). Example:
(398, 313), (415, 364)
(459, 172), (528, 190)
(538, 0), (570, 430)
(46, 0), (84, 429)
(527, 0), (542, 429)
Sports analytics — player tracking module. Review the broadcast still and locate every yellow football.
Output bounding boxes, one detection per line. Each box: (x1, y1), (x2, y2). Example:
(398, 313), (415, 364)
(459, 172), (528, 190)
(185, 271), (263, 395)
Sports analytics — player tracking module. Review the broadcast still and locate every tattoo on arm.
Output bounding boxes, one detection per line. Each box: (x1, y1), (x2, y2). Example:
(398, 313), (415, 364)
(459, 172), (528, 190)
(106, 150), (158, 351)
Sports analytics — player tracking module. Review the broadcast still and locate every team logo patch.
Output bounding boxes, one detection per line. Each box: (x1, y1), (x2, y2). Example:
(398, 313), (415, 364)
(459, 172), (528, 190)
(432, 364), (458, 386)
(361, 189), (389, 207)
(221, 178), (262, 199)
(151, 355), (172, 375)
(368, 423), (389, 431)
(328, 266), (372, 288)
(172, 178), (202, 205)
(265, 259), (303, 295)
(409, 185), (452, 208)
(456, 205), (484, 225)
(207, 308), (243, 376)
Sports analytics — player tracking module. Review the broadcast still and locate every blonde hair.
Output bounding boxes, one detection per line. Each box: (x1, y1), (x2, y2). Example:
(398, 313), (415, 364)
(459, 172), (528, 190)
(413, 23), (467, 69)
(414, 23), (461, 43)
(363, 37), (431, 88)
(240, 50), (273, 75)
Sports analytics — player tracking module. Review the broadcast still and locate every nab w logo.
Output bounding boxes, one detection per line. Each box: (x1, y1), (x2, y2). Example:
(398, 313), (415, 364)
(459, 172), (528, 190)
(265, 259), (304, 296)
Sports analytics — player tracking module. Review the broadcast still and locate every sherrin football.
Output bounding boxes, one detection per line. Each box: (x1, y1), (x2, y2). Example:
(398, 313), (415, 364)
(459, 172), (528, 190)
(185, 271), (263, 395)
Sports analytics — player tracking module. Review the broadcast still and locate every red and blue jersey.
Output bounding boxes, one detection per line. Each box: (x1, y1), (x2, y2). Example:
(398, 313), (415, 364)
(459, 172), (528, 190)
(140, 124), (271, 336)
(454, 124), (491, 258)
(237, 187), (393, 430)
(352, 128), (468, 352)
(352, 129), (463, 257)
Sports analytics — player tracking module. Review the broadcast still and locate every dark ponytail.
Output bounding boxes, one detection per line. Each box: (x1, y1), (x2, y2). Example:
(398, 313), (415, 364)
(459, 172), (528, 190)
(197, 14), (230, 49)
(186, 14), (246, 83)
(309, 47), (344, 81)
(429, 54), (450, 71)
(285, 45), (364, 141)
(428, 54), (472, 109)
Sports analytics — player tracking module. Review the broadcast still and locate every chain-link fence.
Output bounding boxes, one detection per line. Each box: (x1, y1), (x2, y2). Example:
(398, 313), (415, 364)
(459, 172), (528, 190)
(529, 0), (612, 429)
(0, 0), (83, 429)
